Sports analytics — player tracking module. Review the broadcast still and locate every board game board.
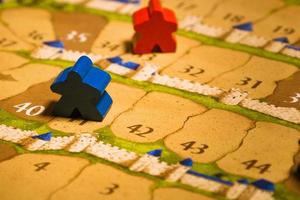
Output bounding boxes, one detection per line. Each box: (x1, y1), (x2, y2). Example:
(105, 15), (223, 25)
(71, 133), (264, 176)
(0, 0), (300, 199)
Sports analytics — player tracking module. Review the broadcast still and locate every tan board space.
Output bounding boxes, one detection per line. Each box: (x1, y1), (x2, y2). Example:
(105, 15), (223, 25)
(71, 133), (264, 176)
(153, 188), (215, 200)
(51, 163), (153, 200)
(161, 0), (223, 20)
(0, 63), (61, 101)
(111, 92), (207, 143)
(165, 109), (253, 163)
(209, 56), (298, 99)
(103, 82), (146, 127)
(1, 8), (55, 45)
(0, 154), (89, 200)
(122, 36), (200, 69)
(0, 143), (17, 162)
(294, 40), (300, 46)
(0, 51), (29, 71)
(265, 71), (300, 110)
(0, 23), (33, 51)
(48, 82), (146, 133)
(0, 80), (59, 123)
(161, 45), (250, 83)
(52, 12), (108, 52)
(253, 6), (300, 43)
(48, 117), (101, 134)
(91, 21), (134, 56)
(217, 122), (300, 182)
(202, 0), (283, 30)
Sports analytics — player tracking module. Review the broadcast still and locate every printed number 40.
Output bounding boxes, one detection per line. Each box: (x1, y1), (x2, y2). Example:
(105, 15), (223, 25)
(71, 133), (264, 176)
(14, 102), (45, 116)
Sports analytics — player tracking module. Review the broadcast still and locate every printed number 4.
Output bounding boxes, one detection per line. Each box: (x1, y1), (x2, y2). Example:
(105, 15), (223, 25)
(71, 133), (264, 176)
(34, 162), (50, 172)
(14, 102), (45, 116)
(99, 183), (119, 195)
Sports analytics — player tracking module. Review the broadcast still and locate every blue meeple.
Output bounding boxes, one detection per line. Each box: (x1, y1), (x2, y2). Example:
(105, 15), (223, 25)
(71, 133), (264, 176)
(50, 56), (112, 121)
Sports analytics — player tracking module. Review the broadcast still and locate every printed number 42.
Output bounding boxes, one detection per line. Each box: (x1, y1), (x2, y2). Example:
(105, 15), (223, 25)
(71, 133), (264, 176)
(127, 124), (154, 137)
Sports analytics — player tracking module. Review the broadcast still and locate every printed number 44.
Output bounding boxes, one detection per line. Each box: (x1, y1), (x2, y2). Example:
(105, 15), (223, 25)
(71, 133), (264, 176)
(14, 102), (45, 116)
(241, 160), (271, 174)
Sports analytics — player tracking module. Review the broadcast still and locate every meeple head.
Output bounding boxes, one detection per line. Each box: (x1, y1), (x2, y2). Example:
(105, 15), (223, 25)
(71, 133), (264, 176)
(148, 0), (164, 19)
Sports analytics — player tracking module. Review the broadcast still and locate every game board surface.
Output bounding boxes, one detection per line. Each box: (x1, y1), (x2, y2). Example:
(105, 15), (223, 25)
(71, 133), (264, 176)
(0, 0), (300, 200)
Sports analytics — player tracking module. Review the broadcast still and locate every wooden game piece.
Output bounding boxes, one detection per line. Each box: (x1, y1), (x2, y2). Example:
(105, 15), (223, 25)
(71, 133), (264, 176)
(51, 56), (113, 121)
(48, 82), (146, 133)
(122, 36), (199, 69)
(132, 0), (178, 54)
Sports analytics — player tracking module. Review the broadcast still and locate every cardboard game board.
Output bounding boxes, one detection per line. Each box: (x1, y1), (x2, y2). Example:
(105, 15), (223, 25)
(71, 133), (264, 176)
(0, 0), (300, 199)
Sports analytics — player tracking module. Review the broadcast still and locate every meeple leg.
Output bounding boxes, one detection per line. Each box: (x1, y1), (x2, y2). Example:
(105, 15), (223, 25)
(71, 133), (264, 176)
(158, 35), (176, 53)
(133, 37), (155, 54)
(52, 97), (76, 117)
